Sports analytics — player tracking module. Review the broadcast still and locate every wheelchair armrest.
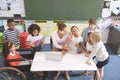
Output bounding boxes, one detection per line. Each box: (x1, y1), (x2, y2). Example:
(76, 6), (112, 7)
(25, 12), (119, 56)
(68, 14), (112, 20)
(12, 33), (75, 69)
(16, 48), (32, 51)
(16, 48), (34, 55)
(6, 58), (27, 62)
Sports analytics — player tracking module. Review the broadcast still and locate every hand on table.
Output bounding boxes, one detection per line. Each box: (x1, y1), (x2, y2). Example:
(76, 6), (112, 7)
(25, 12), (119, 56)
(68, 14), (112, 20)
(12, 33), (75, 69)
(86, 61), (91, 65)
(61, 49), (67, 56)
(84, 53), (90, 57)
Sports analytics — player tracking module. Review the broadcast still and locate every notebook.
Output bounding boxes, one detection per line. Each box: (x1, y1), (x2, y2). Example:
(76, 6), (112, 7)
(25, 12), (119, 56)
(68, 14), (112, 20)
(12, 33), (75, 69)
(44, 52), (63, 61)
(33, 38), (45, 47)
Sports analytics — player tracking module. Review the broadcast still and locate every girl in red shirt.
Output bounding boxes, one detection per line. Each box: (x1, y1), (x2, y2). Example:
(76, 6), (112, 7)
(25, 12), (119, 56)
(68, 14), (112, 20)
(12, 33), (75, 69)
(2, 41), (23, 66)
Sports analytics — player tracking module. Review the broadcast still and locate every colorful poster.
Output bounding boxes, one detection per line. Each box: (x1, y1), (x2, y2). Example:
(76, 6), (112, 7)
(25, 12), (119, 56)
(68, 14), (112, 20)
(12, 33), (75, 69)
(102, 0), (120, 17)
(14, 20), (26, 33)
(35, 21), (57, 43)
(0, 20), (5, 32)
(25, 20), (35, 32)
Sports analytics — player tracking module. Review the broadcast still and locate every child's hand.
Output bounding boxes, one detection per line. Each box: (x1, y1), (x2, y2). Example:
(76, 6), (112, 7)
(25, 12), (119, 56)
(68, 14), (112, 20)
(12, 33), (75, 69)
(66, 38), (71, 44)
(16, 51), (19, 54)
(77, 51), (82, 54)
(41, 40), (45, 46)
(65, 46), (71, 51)
(84, 53), (90, 57)
(75, 43), (80, 48)
(86, 61), (91, 65)
(87, 51), (91, 54)
(31, 43), (35, 47)
(61, 50), (67, 56)
(62, 46), (71, 51)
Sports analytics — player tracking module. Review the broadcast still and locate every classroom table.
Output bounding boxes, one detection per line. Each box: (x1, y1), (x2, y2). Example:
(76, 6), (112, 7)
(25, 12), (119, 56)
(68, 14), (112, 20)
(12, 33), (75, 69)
(30, 52), (97, 71)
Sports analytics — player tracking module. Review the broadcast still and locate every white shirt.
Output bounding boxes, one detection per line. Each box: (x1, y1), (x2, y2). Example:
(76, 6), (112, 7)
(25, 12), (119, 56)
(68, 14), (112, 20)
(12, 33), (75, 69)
(51, 31), (69, 49)
(68, 36), (83, 54)
(87, 41), (109, 62)
(27, 34), (43, 43)
(86, 42), (93, 52)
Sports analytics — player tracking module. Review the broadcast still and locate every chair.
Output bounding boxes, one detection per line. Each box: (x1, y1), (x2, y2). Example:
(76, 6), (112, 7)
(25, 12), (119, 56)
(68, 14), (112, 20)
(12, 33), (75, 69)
(16, 48), (34, 59)
(19, 32), (30, 48)
(50, 37), (53, 50)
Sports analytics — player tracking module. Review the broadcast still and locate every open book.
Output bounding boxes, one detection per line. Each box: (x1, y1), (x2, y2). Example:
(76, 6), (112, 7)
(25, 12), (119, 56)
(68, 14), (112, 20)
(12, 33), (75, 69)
(33, 38), (45, 47)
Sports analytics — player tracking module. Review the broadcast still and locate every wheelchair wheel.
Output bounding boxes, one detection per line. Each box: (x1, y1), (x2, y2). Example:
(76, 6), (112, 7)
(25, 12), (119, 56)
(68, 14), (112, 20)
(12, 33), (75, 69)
(0, 67), (27, 80)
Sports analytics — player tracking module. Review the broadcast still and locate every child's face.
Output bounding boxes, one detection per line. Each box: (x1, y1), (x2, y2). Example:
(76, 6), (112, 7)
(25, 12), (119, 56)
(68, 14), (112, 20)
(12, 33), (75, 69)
(71, 27), (79, 36)
(32, 30), (39, 36)
(89, 23), (95, 29)
(86, 35), (90, 42)
(7, 22), (15, 30)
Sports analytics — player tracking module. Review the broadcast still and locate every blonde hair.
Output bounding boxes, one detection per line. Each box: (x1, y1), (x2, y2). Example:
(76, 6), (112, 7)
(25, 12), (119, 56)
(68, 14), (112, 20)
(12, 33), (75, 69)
(90, 32), (101, 44)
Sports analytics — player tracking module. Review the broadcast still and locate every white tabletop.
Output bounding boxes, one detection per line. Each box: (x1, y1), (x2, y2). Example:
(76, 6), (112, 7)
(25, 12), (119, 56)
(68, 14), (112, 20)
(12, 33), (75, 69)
(30, 52), (97, 71)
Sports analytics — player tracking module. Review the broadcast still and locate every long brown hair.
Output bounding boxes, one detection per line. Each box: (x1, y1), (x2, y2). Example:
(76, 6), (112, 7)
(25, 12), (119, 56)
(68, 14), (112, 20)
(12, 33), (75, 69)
(2, 41), (14, 57)
(57, 23), (67, 31)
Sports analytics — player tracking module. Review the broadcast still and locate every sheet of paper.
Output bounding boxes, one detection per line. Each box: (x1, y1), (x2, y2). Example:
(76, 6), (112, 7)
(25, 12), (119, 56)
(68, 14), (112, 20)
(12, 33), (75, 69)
(111, 0), (120, 15)
(0, 0), (25, 17)
(97, 18), (112, 29)
(102, 8), (111, 17)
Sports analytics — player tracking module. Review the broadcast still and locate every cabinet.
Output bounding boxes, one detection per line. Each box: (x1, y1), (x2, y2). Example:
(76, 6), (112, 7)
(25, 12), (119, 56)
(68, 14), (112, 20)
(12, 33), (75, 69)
(107, 27), (120, 55)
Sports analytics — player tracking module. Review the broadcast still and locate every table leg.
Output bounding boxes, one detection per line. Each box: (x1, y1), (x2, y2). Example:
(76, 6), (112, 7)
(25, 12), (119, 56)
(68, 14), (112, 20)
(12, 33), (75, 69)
(42, 71), (48, 80)
(93, 71), (96, 80)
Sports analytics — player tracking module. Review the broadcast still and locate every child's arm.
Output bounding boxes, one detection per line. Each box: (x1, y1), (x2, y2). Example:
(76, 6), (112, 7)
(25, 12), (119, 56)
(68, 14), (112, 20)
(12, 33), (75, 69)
(62, 45), (71, 51)
(61, 49), (67, 56)
(26, 41), (35, 47)
(86, 44), (98, 65)
(79, 42), (86, 53)
(66, 34), (72, 45)
(40, 39), (45, 46)
(26, 35), (35, 47)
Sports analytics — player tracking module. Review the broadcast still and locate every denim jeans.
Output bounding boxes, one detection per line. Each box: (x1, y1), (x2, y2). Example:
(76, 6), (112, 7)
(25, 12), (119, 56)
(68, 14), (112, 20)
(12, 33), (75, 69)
(32, 46), (42, 53)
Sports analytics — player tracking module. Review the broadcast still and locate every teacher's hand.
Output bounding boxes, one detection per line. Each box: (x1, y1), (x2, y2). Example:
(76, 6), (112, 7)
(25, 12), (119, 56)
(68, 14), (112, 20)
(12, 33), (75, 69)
(86, 61), (91, 65)
(61, 49), (67, 56)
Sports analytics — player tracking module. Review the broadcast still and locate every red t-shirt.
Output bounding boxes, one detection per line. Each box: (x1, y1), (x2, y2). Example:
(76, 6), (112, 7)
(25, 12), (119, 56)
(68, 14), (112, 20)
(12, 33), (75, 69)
(6, 50), (23, 66)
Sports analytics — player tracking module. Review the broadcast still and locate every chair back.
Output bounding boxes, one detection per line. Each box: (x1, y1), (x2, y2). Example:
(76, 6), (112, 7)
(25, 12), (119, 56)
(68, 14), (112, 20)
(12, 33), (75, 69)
(50, 37), (53, 50)
(0, 52), (5, 67)
(19, 32), (30, 48)
(16, 48), (34, 59)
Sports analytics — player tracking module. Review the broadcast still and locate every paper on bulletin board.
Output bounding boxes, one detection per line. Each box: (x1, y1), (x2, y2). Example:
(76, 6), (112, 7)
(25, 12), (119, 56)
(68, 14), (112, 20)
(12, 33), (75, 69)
(102, 0), (111, 17)
(102, 0), (120, 17)
(0, 20), (5, 32)
(25, 20), (35, 32)
(0, 0), (25, 18)
(35, 21), (57, 44)
(97, 18), (112, 29)
(102, 8), (111, 17)
(110, 0), (120, 16)
(14, 20), (26, 33)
